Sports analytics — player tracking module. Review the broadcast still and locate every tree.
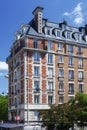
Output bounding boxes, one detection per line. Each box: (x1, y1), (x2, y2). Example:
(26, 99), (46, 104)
(40, 105), (56, 130)
(40, 104), (73, 130)
(0, 94), (8, 122)
(40, 93), (87, 130)
(74, 93), (87, 129)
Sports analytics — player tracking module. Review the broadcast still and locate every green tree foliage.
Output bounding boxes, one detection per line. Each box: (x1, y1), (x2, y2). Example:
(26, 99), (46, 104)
(0, 94), (8, 121)
(40, 93), (87, 130)
(74, 93), (87, 128)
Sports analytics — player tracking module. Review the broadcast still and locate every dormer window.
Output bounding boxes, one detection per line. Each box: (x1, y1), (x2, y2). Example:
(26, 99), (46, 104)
(67, 32), (71, 39)
(57, 31), (60, 37)
(77, 34), (81, 41)
(21, 24), (29, 34)
(62, 24), (66, 30)
(73, 33), (81, 41)
(47, 29), (51, 35)
(15, 32), (21, 40)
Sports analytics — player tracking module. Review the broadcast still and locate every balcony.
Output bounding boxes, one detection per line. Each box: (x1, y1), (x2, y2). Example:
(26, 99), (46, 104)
(58, 89), (64, 95)
(58, 62), (64, 67)
(68, 90), (74, 94)
(33, 88), (40, 93)
(58, 76), (64, 80)
(78, 65), (83, 69)
(14, 43), (26, 55)
(68, 77), (74, 81)
(33, 59), (40, 64)
(68, 64), (74, 68)
(47, 75), (54, 79)
(47, 89), (54, 94)
(29, 45), (48, 53)
(78, 78), (83, 82)
(33, 74), (40, 78)
(6, 43), (27, 62)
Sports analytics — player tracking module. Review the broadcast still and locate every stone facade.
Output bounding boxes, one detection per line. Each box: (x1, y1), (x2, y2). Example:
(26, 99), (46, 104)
(6, 6), (87, 124)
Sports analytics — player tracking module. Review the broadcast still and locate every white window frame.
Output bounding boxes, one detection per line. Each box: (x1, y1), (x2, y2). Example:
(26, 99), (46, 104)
(59, 68), (64, 77)
(58, 43), (62, 50)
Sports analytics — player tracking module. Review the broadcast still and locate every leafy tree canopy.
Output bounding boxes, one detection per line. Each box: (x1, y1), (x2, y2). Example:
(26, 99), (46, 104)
(0, 94), (8, 121)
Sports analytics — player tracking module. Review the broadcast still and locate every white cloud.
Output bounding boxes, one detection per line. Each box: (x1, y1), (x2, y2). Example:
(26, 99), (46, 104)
(0, 72), (4, 76)
(63, 2), (84, 25)
(0, 61), (8, 70)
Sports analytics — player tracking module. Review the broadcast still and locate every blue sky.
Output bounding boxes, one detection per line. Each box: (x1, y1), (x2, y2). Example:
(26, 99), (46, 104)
(0, 0), (87, 94)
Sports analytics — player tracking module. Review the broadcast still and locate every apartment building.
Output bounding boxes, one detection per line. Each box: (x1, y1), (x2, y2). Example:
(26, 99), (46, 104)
(6, 6), (87, 124)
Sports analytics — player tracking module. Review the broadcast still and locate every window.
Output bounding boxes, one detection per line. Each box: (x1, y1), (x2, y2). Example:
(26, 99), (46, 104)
(48, 54), (53, 64)
(59, 68), (64, 77)
(48, 68), (53, 78)
(78, 71), (83, 80)
(58, 43), (62, 50)
(59, 82), (64, 91)
(48, 41), (52, 50)
(69, 70), (74, 80)
(68, 45), (73, 53)
(77, 34), (80, 41)
(34, 66), (40, 76)
(67, 32), (71, 39)
(47, 29), (50, 35)
(79, 84), (84, 92)
(34, 81), (40, 89)
(69, 83), (74, 94)
(48, 95), (53, 104)
(57, 31), (60, 37)
(78, 58), (83, 68)
(34, 95), (40, 103)
(59, 96), (64, 104)
(59, 55), (63, 63)
(34, 111), (39, 119)
(34, 40), (38, 48)
(48, 82), (53, 91)
(78, 46), (82, 53)
(68, 57), (73, 66)
(33, 52), (40, 62)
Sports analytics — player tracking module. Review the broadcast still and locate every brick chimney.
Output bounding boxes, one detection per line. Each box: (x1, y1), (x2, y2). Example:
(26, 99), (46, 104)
(32, 6), (44, 34)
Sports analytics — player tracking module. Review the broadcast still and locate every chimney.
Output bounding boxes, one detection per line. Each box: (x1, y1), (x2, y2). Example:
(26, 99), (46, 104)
(32, 6), (44, 34)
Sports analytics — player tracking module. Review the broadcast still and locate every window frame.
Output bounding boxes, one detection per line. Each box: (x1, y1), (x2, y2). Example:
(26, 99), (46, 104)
(48, 95), (53, 104)
(48, 41), (52, 50)
(59, 55), (63, 63)
(48, 53), (53, 64)
(58, 43), (63, 50)
(34, 40), (38, 48)
(34, 95), (40, 104)
(68, 70), (74, 80)
(68, 44), (73, 53)
(48, 67), (53, 78)
(34, 66), (40, 77)
(33, 52), (40, 62)
(69, 83), (74, 94)
(79, 84), (84, 92)
(59, 68), (64, 78)
(68, 56), (73, 66)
